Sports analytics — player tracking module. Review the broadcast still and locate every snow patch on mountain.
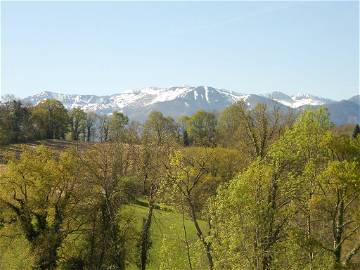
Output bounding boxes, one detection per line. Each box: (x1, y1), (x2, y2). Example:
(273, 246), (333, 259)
(265, 91), (333, 108)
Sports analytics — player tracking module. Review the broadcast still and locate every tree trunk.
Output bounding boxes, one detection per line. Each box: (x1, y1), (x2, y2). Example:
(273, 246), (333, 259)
(140, 203), (154, 270)
(87, 127), (91, 142)
(333, 190), (345, 268)
(187, 196), (214, 270)
(33, 235), (61, 270)
(182, 208), (193, 270)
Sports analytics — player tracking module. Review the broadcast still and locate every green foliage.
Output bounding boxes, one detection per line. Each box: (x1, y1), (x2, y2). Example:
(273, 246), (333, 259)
(0, 100), (33, 145)
(31, 99), (69, 140)
(0, 146), (90, 269)
(217, 101), (292, 158)
(109, 111), (130, 141)
(352, 124), (360, 139)
(124, 203), (208, 270)
(143, 111), (179, 146)
(211, 108), (360, 269)
(1, 105), (359, 270)
(184, 110), (217, 147)
(68, 108), (86, 141)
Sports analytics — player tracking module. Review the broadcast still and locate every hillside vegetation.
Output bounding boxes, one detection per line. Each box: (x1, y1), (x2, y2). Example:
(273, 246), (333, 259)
(0, 98), (360, 269)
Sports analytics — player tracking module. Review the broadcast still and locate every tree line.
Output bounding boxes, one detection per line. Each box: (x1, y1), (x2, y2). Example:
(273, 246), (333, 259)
(0, 97), (296, 148)
(0, 97), (359, 270)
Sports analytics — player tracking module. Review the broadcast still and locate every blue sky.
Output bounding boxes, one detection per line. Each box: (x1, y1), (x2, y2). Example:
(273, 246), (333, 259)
(1, 1), (358, 100)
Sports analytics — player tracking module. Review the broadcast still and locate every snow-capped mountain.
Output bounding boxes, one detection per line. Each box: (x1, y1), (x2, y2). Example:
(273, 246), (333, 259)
(265, 91), (333, 108)
(21, 86), (359, 124)
(22, 86), (260, 121)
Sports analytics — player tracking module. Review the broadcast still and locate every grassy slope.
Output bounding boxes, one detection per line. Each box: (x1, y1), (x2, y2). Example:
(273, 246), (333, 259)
(125, 203), (208, 270)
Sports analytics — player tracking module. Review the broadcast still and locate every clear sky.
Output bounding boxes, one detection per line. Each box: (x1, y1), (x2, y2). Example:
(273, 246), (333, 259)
(1, 1), (358, 100)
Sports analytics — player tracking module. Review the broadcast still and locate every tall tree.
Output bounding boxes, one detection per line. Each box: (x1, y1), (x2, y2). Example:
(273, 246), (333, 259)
(109, 112), (129, 141)
(211, 108), (334, 270)
(0, 146), (89, 269)
(85, 112), (97, 142)
(0, 100), (32, 144)
(352, 124), (360, 139)
(98, 115), (110, 142)
(79, 143), (137, 269)
(68, 108), (86, 141)
(164, 147), (245, 270)
(306, 134), (360, 269)
(217, 101), (292, 158)
(135, 144), (172, 270)
(186, 111), (217, 147)
(31, 99), (69, 140)
(143, 111), (179, 146)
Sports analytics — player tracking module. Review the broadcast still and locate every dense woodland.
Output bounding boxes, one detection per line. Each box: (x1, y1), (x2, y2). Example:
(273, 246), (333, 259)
(0, 97), (360, 270)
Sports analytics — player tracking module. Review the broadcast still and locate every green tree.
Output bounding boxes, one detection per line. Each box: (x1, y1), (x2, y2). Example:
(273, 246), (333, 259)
(312, 160), (360, 268)
(186, 111), (217, 147)
(211, 108), (334, 270)
(143, 111), (179, 146)
(0, 146), (89, 269)
(352, 124), (360, 139)
(79, 143), (137, 269)
(84, 112), (97, 142)
(98, 115), (110, 142)
(163, 147), (245, 270)
(68, 108), (86, 141)
(31, 99), (69, 139)
(217, 101), (291, 158)
(0, 99), (33, 144)
(135, 144), (173, 270)
(109, 112), (129, 141)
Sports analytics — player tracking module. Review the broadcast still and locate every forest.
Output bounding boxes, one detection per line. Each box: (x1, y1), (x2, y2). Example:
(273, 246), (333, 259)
(0, 98), (359, 270)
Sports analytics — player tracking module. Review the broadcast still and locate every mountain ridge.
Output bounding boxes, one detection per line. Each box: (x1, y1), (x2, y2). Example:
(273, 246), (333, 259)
(20, 86), (359, 124)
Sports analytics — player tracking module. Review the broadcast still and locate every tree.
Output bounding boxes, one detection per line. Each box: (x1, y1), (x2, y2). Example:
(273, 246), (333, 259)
(78, 143), (137, 269)
(257, 108), (333, 269)
(68, 108), (86, 141)
(217, 101), (292, 158)
(31, 99), (69, 140)
(211, 108), (334, 270)
(98, 115), (110, 142)
(352, 124), (360, 139)
(0, 146), (90, 269)
(163, 147), (245, 270)
(297, 133), (360, 269)
(143, 111), (179, 146)
(183, 129), (190, 146)
(312, 160), (360, 268)
(135, 144), (173, 270)
(84, 112), (97, 142)
(109, 112), (129, 141)
(186, 111), (217, 147)
(0, 100), (32, 144)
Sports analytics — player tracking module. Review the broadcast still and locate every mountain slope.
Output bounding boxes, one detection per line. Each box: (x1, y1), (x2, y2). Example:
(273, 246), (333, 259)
(21, 86), (359, 124)
(265, 91), (333, 108)
(349, 95), (360, 105)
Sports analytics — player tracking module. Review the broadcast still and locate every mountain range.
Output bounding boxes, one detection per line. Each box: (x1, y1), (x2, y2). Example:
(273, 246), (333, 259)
(21, 86), (359, 124)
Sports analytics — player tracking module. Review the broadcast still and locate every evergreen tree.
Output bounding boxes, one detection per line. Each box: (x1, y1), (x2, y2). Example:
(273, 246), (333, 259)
(183, 129), (190, 146)
(352, 124), (360, 138)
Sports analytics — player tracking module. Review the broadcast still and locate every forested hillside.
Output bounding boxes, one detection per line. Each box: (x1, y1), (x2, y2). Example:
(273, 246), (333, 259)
(0, 98), (359, 269)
